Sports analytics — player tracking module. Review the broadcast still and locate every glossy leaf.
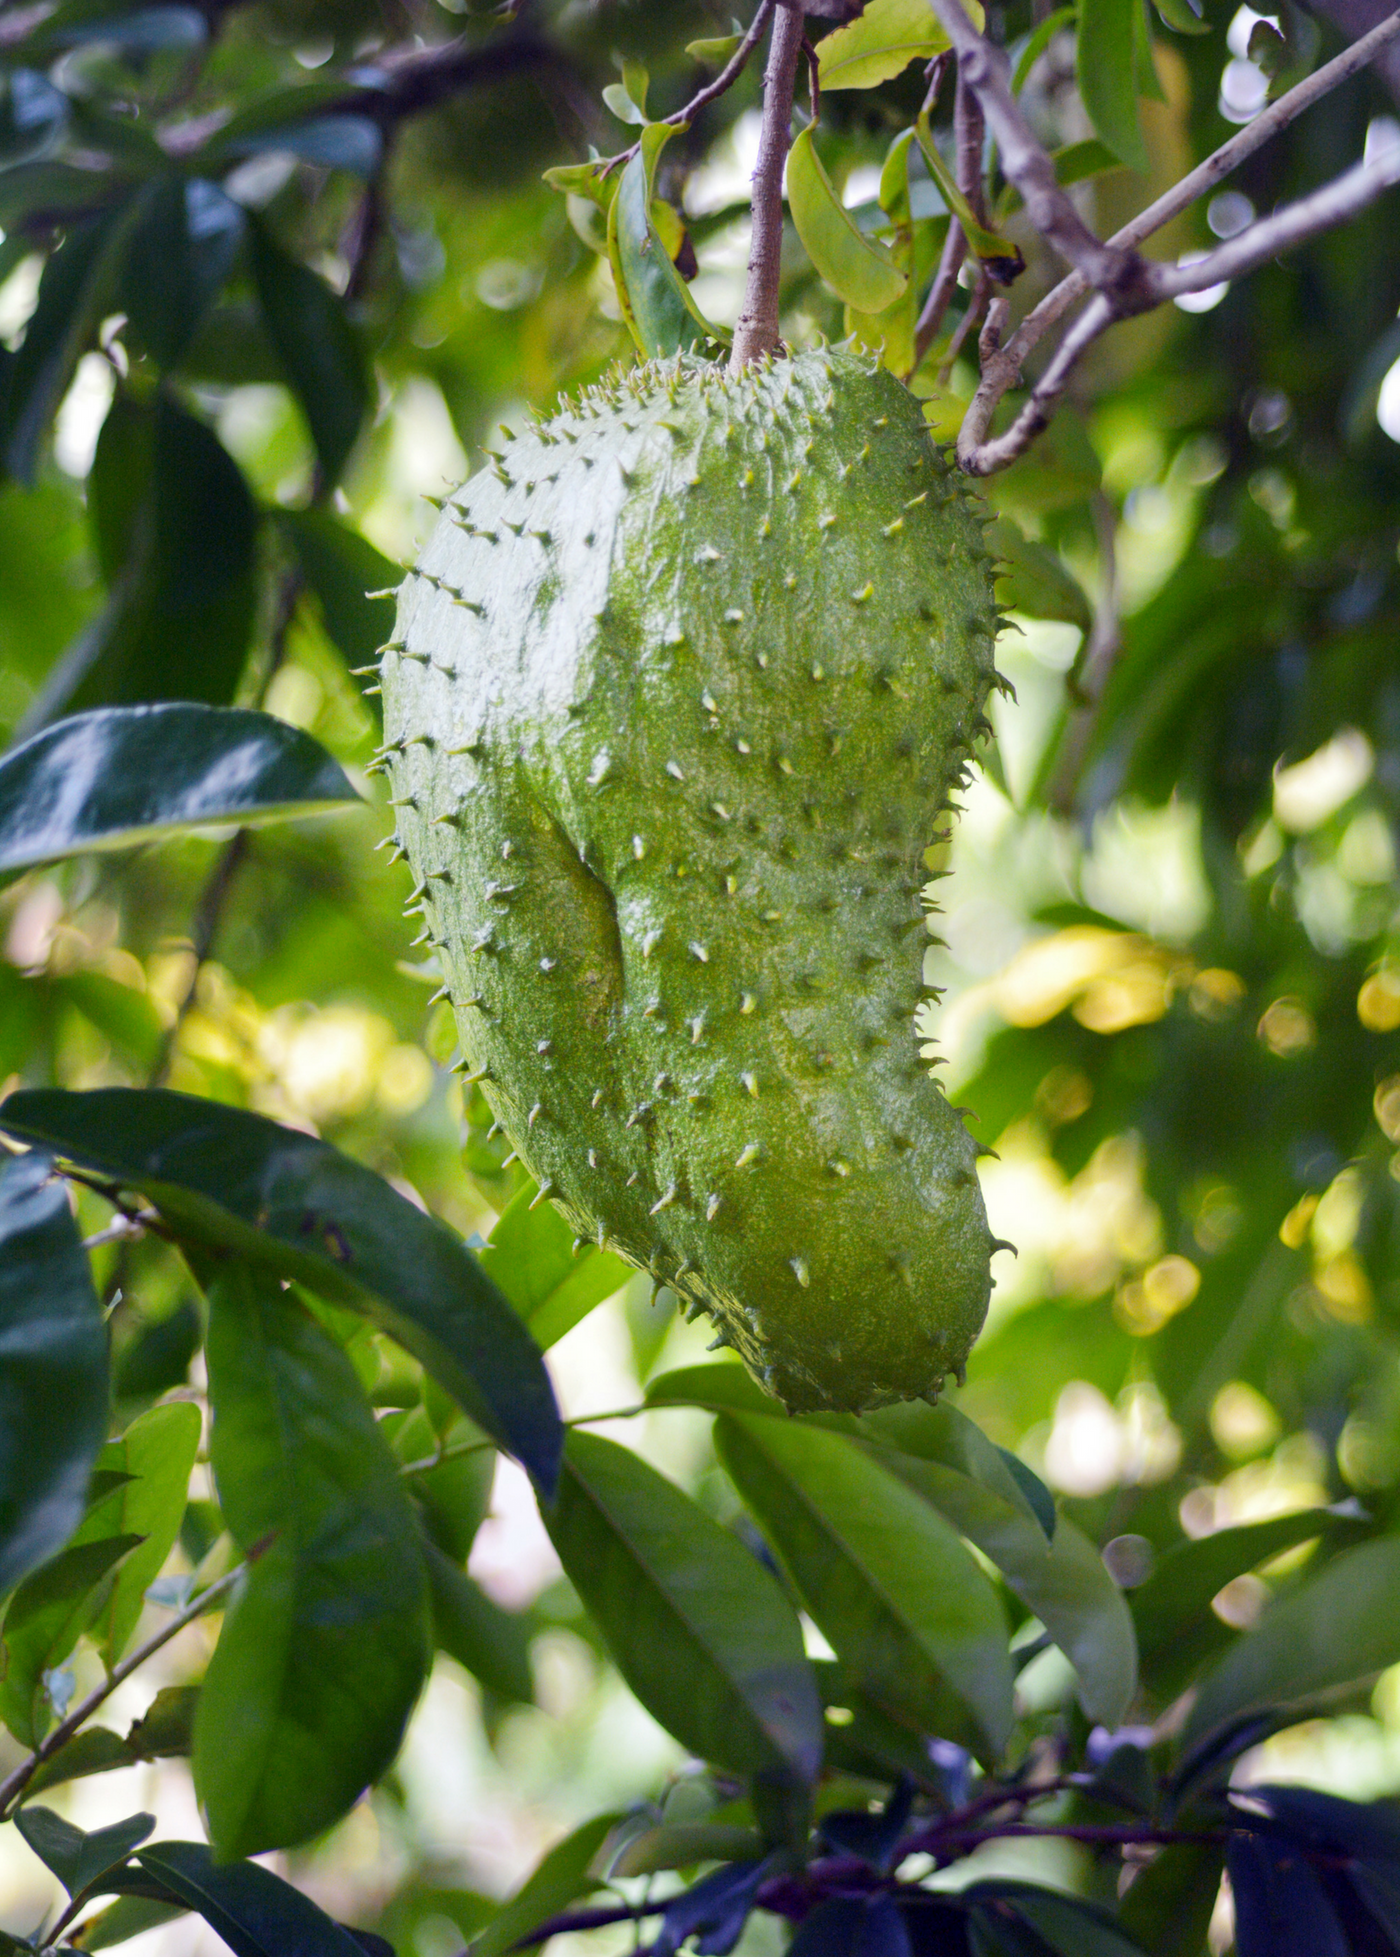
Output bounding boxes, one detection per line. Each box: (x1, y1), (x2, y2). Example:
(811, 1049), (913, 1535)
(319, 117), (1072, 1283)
(544, 1430), (823, 1780)
(424, 1537), (533, 1704)
(470, 1812), (625, 1957)
(608, 123), (721, 361)
(0, 1149), (109, 1599)
(0, 1088), (562, 1486)
(13, 1806), (154, 1900)
(1077, 0), (1149, 172)
(866, 1427), (1137, 1729)
(54, 394), (260, 715)
(478, 1181), (629, 1349)
(277, 507), (399, 670)
(816, 0), (952, 91)
(249, 216), (370, 487)
(715, 1415), (1014, 1758)
(787, 127), (907, 315)
(120, 176), (244, 370)
(0, 705), (358, 879)
(1181, 1538), (1400, 1755)
(194, 1259), (432, 1857)
(0, 1533), (143, 1747)
(82, 1401), (201, 1668)
(2, 205), (132, 484)
(134, 1841), (368, 1957)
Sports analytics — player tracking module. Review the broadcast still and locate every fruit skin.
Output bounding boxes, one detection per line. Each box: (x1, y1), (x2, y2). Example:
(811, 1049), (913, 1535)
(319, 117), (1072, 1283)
(380, 345), (1003, 1414)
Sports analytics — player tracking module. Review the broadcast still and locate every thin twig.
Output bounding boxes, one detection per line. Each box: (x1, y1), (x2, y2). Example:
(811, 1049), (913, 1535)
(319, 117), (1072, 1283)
(731, 0), (806, 370)
(912, 69), (984, 368)
(604, 0), (778, 176)
(0, 1565), (243, 1820)
(1044, 491), (1121, 813)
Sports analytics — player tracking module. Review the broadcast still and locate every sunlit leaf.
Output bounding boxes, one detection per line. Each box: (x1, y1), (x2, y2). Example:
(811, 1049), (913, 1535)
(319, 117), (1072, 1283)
(80, 1402), (200, 1670)
(477, 1180), (629, 1349)
(608, 122), (724, 359)
(716, 1415), (1014, 1758)
(815, 0), (953, 91)
(0, 1532), (143, 1747)
(787, 126), (907, 315)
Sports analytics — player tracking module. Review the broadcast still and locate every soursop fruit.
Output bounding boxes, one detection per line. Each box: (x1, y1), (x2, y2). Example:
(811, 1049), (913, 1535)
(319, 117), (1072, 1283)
(379, 345), (1004, 1414)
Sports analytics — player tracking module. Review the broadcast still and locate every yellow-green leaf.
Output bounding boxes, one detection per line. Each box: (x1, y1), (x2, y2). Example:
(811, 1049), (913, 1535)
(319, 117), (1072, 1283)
(786, 125), (907, 315)
(816, 0), (951, 91)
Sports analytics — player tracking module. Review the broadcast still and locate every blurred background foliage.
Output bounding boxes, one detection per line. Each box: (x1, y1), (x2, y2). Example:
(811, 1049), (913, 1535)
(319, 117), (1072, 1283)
(2, 0), (1400, 1951)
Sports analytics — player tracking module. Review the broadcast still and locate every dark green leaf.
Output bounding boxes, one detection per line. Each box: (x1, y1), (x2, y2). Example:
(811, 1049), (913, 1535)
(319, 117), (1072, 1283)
(70, 1893), (188, 1951)
(715, 1415), (1013, 1758)
(134, 1842), (367, 1957)
(277, 507), (398, 669)
(0, 704), (358, 879)
(1226, 1833), (1348, 1957)
(0, 1149), (108, 1599)
(478, 1181), (629, 1349)
(469, 1812), (625, 1957)
(0, 1089), (562, 1486)
(13, 1806), (154, 1900)
(645, 1361), (780, 1417)
(54, 395), (259, 714)
(1181, 1539), (1400, 1755)
(120, 177), (244, 370)
(1076, 0), (1149, 172)
(0, 1533), (144, 1747)
(249, 216), (369, 487)
(25, 1726), (135, 1797)
(2, 206), (133, 484)
(193, 1259), (433, 1857)
(544, 1430), (822, 1780)
(1117, 1842), (1224, 1957)
(82, 1401), (200, 1668)
(424, 1537), (533, 1705)
(112, 1297), (202, 1399)
(967, 1883), (1146, 1956)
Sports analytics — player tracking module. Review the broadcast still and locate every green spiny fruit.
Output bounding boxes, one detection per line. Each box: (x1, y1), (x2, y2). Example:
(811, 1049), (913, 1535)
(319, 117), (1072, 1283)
(380, 345), (1005, 1414)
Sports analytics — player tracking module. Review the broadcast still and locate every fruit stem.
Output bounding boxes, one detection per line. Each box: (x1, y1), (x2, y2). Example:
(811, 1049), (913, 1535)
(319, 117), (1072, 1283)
(730, 0), (805, 372)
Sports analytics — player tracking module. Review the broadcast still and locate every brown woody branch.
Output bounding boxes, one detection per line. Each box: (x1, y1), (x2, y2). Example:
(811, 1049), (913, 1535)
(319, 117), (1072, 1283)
(731, 0), (807, 370)
(943, 0), (1400, 474)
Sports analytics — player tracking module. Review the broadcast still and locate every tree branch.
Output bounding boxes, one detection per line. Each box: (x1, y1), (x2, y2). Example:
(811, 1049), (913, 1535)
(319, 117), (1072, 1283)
(922, 0), (1145, 298)
(957, 3), (1400, 471)
(731, 0), (807, 370)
